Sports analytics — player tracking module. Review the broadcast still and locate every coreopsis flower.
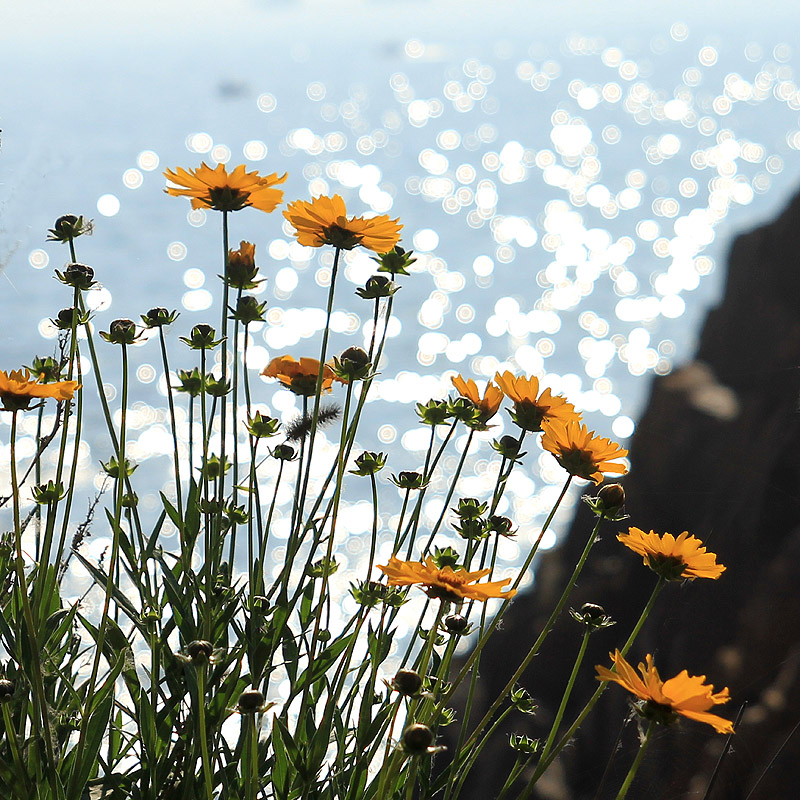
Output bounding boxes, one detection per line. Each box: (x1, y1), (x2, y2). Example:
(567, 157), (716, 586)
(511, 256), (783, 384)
(540, 419), (628, 484)
(0, 369), (79, 411)
(451, 374), (503, 427)
(494, 371), (577, 433)
(261, 355), (344, 397)
(376, 555), (516, 602)
(617, 527), (726, 581)
(283, 194), (401, 252)
(164, 162), (287, 213)
(596, 650), (734, 734)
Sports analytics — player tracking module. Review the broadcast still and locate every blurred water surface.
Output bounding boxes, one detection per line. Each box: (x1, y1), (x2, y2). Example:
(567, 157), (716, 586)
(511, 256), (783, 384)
(2, 0), (800, 626)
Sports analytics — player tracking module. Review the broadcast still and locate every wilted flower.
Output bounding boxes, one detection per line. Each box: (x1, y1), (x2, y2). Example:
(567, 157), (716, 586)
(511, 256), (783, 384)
(100, 318), (140, 346)
(400, 723), (444, 755)
(569, 603), (615, 630)
(355, 275), (399, 299)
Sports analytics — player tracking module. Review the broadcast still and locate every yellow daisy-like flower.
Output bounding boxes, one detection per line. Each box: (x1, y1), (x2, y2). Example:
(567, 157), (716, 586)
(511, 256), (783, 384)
(617, 527), (725, 581)
(283, 194), (402, 253)
(377, 555), (516, 602)
(0, 369), (80, 411)
(596, 650), (734, 734)
(261, 356), (345, 397)
(164, 162), (287, 213)
(540, 418), (628, 484)
(451, 374), (503, 426)
(493, 371), (577, 433)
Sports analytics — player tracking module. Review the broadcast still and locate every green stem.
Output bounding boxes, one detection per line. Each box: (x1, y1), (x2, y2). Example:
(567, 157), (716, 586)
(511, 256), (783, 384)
(614, 721), (656, 800)
(519, 577), (667, 796)
(1, 702), (31, 798)
(68, 342), (130, 798)
(540, 628), (591, 763)
(159, 325), (183, 521)
(461, 510), (599, 753)
(443, 475), (573, 704)
(196, 666), (214, 800)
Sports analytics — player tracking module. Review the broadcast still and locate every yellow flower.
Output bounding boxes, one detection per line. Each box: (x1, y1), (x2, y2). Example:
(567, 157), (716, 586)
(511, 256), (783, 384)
(540, 418), (628, 484)
(261, 356), (344, 397)
(617, 527), (726, 581)
(164, 162), (287, 213)
(493, 371), (577, 432)
(376, 555), (516, 602)
(596, 650), (734, 734)
(0, 369), (80, 411)
(451, 374), (503, 425)
(283, 194), (402, 252)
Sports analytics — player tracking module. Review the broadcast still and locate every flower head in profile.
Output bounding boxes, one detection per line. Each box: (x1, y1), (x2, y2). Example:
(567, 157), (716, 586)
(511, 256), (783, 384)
(283, 194), (401, 252)
(452, 375), (503, 428)
(376, 555), (516, 603)
(541, 419), (628, 484)
(0, 369), (80, 411)
(261, 355), (345, 397)
(617, 527), (725, 581)
(596, 650), (734, 734)
(494, 371), (577, 433)
(164, 162), (287, 213)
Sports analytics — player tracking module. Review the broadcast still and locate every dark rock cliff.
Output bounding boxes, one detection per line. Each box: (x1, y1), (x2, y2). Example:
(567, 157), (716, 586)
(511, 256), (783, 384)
(456, 191), (800, 799)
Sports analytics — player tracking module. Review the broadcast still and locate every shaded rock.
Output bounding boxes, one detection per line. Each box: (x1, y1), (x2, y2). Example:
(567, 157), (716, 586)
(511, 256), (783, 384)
(455, 190), (800, 799)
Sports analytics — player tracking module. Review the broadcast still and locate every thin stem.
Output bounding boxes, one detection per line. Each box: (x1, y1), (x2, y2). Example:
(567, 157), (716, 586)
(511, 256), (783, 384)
(540, 628), (591, 762)
(159, 326), (183, 520)
(613, 721), (656, 800)
(519, 577), (667, 796)
(196, 666), (214, 800)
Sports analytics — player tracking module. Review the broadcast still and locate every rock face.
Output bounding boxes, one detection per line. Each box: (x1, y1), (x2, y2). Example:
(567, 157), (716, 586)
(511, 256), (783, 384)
(457, 192), (800, 799)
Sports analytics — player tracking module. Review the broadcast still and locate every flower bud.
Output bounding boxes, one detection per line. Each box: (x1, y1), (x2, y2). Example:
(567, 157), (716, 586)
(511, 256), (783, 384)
(487, 515), (516, 538)
(47, 214), (93, 242)
(56, 262), (96, 290)
(355, 274), (399, 299)
(100, 318), (138, 345)
(583, 482), (628, 520)
(401, 723), (435, 755)
(52, 307), (89, 331)
(391, 669), (423, 697)
(331, 346), (372, 381)
(454, 498), (487, 520)
(141, 307), (179, 328)
(416, 399), (451, 426)
(27, 356), (64, 383)
(372, 245), (416, 276)
(101, 456), (138, 479)
(390, 471), (427, 490)
(350, 450), (387, 476)
(231, 295), (267, 325)
(180, 323), (221, 350)
(185, 640), (214, 666)
(237, 689), (267, 714)
(569, 602), (615, 630)
(175, 368), (204, 397)
(0, 679), (14, 703)
(430, 546), (460, 570)
(491, 435), (525, 460)
(444, 614), (470, 635)
(272, 444), (296, 461)
(32, 480), (65, 505)
(247, 412), (280, 439)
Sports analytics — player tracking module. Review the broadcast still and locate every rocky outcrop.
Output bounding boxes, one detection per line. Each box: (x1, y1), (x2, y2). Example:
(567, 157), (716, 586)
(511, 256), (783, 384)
(458, 191), (800, 799)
